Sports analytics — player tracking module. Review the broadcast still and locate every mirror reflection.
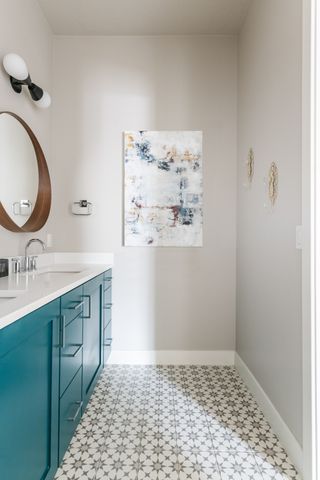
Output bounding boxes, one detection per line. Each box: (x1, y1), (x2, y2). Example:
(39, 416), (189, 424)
(0, 113), (38, 227)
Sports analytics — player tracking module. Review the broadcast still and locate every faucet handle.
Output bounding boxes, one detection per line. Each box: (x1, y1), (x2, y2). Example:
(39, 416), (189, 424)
(30, 256), (38, 271)
(11, 257), (21, 274)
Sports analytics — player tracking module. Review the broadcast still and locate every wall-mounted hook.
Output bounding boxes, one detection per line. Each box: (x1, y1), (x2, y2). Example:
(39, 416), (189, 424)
(71, 200), (93, 215)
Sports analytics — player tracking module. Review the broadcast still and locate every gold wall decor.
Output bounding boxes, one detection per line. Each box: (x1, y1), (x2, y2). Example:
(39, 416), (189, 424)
(268, 162), (278, 205)
(247, 148), (254, 184)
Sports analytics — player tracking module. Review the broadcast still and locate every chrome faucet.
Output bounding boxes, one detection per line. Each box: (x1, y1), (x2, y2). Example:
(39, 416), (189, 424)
(24, 238), (46, 272)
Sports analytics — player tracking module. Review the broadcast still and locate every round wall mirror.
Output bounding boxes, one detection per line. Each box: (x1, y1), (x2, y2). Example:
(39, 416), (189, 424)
(0, 112), (51, 232)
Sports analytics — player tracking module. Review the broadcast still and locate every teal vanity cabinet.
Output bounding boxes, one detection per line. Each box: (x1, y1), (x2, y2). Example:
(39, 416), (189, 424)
(82, 275), (104, 408)
(0, 299), (60, 480)
(0, 269), (113, 479)
(103, 269), (113, 364)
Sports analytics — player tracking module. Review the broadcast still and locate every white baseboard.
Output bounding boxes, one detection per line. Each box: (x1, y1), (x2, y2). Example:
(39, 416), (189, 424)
(235, 353), (303, 476)
(109, 350), (235, 365)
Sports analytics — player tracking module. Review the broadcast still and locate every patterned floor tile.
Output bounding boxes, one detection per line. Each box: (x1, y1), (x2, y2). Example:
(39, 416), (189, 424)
(55, 461), (97, 480)
(255, 452), (302, 480)
(54, 366), (300, 480)
(175, 451), (221, 480)
(216, 451), (263, 480)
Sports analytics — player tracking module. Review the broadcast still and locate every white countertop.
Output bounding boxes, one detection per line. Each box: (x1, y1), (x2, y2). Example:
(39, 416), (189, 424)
(0, 252), (113, 330)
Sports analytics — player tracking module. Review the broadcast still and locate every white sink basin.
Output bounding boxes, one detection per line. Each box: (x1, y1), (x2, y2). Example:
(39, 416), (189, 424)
(0, 290), (25, 296)
(0, 290), (25, 302)
(0, 296), (17, 303)
(37, 270), (82, 276)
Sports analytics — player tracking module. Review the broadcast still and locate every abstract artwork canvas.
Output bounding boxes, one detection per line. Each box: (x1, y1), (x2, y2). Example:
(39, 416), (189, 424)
(124, 131), (203, 246)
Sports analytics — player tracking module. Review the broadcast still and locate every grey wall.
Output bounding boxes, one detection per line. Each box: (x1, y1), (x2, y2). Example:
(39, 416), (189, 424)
(0, 0), (52, 256)
(50, 35), (238, 352)
(236, 0), (303, 444)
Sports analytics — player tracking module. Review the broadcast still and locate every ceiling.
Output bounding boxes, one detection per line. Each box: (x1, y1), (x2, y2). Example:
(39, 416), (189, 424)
(37, 0), (252, 36)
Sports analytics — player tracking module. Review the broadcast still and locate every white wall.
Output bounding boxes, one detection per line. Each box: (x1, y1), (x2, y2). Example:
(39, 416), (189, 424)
(236, 0), (302, 444)
(0, 0), (52, 254)
(0, 0), (304, 449)
(51, 35), (238, 352)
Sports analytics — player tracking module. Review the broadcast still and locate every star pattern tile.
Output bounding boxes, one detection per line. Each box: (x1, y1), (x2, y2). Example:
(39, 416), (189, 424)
(55, 365), (301, 480)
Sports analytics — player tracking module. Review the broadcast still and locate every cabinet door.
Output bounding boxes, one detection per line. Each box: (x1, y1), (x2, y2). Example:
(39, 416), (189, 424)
(82, 275), (103, 407)
(0, 299), (60, 480)
(59, 367), (82, 463)
(60, 285), (84, 397)
(103, 319), (112, 364)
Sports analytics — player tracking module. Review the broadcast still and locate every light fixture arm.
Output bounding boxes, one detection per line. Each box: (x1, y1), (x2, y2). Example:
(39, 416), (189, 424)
(28, 83), (44, 101)
(10, 74), (32, 93)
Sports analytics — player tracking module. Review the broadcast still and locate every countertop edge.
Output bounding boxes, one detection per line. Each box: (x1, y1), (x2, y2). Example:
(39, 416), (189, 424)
(0, 263), (113, 331)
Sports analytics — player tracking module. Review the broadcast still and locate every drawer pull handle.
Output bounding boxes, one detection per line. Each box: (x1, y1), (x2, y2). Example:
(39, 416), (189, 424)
(60, 315), (66, 348)
(104, 277), (113, 281)
(67, 401), (83, 422)
(104, 303), (113, 309)
(104, 337), (113, 347)
(62, 344), (82, 358)
(68, 300), (84, 310)
(82, 295), (91, 318)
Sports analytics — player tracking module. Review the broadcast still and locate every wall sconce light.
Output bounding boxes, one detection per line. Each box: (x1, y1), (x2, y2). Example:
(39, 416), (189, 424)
(2, 53), (51, 108)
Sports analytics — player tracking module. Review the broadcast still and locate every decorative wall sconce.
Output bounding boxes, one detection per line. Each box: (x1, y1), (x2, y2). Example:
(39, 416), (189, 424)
(2, 53), (51, 108)
(268, 162), (278, 205)
(247, 148), (254, 184)
(243, 147), (255, 189)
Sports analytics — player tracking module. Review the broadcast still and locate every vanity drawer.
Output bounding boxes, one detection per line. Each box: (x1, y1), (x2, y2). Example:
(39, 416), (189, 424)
(59, 367), (82, 463)
(103, 321), (112, 364)
(60, 314), (83, 396)
(61, 285), (84, 327)
(103, 269), (112, 291)
(103, 287), (112, 327)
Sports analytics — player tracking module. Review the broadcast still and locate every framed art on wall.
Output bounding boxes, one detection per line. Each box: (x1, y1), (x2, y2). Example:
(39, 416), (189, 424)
(124, 130), (203, 247)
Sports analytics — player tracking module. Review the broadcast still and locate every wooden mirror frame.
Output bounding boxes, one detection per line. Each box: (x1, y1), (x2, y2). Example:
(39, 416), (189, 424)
(0, 111), (51, 232)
